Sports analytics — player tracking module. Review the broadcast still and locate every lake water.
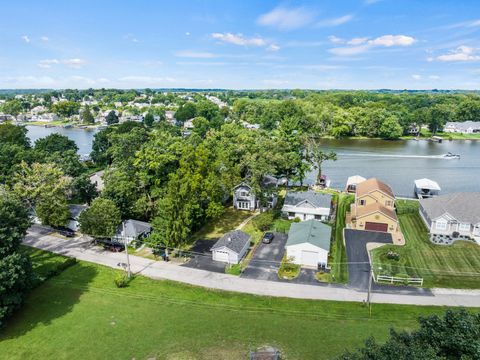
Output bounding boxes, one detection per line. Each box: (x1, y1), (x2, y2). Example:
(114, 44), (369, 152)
(24, 125), (480, 197)
(26, 125), (98, 156)
(309, 139), (480, 197)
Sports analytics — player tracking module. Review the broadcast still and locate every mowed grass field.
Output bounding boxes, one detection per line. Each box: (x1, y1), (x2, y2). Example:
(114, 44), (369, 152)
(330, 193), (354, 283)
(371, 201), (480, 289)
(0, 250), (460, 360)
(191, 207), (253, 241)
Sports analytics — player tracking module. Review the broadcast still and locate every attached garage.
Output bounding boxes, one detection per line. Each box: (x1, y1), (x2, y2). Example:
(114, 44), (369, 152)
(285, 220), (331, 268)
(365, 222), (388, 232)
(211, 230), (250, 264)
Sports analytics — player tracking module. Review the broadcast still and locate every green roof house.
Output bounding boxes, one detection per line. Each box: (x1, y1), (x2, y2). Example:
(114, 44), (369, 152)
(285, 220), (331, 268)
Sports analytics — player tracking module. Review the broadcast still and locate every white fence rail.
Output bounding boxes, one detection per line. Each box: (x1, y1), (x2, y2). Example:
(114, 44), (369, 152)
(375, 274), (424, 286)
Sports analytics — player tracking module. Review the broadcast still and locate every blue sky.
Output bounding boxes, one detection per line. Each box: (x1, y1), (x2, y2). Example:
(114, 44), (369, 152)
(1, 0), (480, 89)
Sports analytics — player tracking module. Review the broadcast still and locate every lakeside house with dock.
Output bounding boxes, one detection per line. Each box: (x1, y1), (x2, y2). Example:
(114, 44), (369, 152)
(414, 178), (441, 199)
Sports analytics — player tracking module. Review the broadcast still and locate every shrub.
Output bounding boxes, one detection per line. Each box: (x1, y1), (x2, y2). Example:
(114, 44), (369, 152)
(293, 217), (301, 223)
(278, 256), (300, 280)
(253, 211), (275, 231)
(114, 274), (130, 288)
(386, 251), (400, 261)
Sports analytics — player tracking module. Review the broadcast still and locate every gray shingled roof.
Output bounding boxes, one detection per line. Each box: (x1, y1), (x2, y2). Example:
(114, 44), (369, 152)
(119, 219), (152, 238)
(211, 230), (251, 254)
(419, 193), (480, 224)
(284, 191), (332, 208)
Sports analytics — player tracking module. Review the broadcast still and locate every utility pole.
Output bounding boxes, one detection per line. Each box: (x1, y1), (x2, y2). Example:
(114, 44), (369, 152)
(367, 265), (373, 316)
(123, 221), (131, 278)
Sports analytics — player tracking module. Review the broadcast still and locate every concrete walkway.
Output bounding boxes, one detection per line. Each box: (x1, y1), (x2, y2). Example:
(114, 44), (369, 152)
(235, 211), (259, 230)
(23, 231), (480, 307)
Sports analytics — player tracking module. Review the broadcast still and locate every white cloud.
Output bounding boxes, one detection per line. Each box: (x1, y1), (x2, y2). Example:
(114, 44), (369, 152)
(211, 32), (279, 51)
(412, 74), (422, 80)
(175, 50), (217, 58)
(185, 32), (191, 36)
(212, 32), (266, 46)
(124, 34), (139, 43)
(257, 6), (314, 30)
(267, 44), (280, 52)
(40, 36), (49, 42)
(328, 35), (344, 44)
(62, 58), (87, 68)
(38, 58), (86, 69)
(347, 37), (369, 45)
(316, 14), (354, 28)
(369, 35), (416, 47)
(364, 0), (382, 4)
(329, 34), (416, 56)
(429, 75), (440, 80)
(433, 46), (480, 62)
(21, 35), (30, 43)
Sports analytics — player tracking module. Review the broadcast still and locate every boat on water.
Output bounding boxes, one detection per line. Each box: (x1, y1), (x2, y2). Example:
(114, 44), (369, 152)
(414, 178), (441, 199)
(442, 152), (460, 159)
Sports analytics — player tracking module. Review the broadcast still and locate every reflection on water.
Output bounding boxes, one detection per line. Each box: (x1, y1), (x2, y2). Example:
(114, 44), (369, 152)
(26, 125), (98, 156)
(24, 126), (480, 197)
(307, 139), (480, 197)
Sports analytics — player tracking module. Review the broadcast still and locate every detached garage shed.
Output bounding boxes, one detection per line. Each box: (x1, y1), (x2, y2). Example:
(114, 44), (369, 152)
(211, 230), (251, 264)
(285, 220), (331, 268)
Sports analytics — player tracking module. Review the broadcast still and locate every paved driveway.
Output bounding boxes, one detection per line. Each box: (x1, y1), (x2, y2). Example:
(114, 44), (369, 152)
(181, 239), (226, 273)
(241, 233), (287, 281)
(344, 229), (392, 290)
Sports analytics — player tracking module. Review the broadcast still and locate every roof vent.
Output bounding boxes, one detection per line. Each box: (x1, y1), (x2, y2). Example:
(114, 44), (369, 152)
(227, 237), (232, 242)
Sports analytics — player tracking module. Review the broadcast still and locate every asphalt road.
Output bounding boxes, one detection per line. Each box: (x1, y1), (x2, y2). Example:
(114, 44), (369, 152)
(23, 227), (480, 307)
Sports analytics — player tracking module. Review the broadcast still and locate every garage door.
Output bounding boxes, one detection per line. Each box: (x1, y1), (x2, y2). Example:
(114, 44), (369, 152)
(365, 222), (388, 232)
(214, 250), (229, 263)
(301, 250), (318, 267)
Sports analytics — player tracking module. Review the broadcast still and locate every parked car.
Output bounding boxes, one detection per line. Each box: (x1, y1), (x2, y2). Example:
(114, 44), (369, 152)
(54, 226), (75, 238)
(262, 232), (274, 244)
(103, 243), (124, 252)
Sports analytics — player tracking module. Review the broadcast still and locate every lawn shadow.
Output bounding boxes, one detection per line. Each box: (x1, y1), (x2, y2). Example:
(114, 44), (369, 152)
(0, 263), (97, 340)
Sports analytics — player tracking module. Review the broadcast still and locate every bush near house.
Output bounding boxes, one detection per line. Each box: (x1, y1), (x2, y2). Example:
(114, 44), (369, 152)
(278, 256), (300, 279)
(253, 211), (275, 231)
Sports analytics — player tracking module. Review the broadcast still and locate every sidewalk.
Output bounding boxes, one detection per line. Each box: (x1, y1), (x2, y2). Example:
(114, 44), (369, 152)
(23, 232), (480, 307)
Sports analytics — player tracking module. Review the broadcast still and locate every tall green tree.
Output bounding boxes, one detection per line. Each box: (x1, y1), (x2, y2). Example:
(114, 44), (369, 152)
(143, 112), (155, 127)
(79, 198), (121, 238)
(52, 101), (80, 118)
(0, 191), (32, 327)
(305, 138), (337, 185)
(81, 105), (95, 124)
(105, 110), (119, 125)
(0, 123), (30, 148)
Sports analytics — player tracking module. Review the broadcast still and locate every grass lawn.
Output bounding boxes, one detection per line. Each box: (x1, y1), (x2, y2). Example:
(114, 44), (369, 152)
(329, 193), (354, 284)
(21, 246), (76, 283)
(191, 207), (253, 241)
(0, 249), (467, 360)
(371, 201), (480, 289)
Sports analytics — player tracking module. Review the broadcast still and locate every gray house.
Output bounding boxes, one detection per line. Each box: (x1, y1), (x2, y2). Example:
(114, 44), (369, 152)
(282, 191), (332, 221)
(211, 230), (250, 264)
(67, 204), (89, 232)
(113, 219), (152, 245)
(233, 176), (278, 211)
(419, 193), (480, 244)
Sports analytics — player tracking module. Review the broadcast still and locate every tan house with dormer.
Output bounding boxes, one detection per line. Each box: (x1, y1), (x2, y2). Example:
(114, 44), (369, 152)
(349, 178), (404, 244)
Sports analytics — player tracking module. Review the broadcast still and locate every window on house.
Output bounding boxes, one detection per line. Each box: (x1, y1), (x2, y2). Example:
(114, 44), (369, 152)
(288, 212), (295, 217)
(359, 199), (366, 206)
(240, 191), (249, 197)
(315, 215), (322, 220)
(459, 223), (470, 232)
(385, 200), (392, 207)
(435, 221), (447, 230)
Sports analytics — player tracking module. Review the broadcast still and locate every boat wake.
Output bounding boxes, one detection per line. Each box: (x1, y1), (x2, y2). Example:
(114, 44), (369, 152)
(337, 153), (458, 159)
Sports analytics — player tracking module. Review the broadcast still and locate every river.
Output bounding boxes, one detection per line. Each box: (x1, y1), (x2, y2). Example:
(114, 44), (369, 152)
(24, 126), (480, 197)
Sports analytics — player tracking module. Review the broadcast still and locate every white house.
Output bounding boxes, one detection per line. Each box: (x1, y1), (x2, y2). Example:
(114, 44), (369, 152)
(89, 170), (105, 192)
(233, 176), (278, 211)
(444, 121), (480, 134)
(419, 192), (480, 244)
(282, 191), (332, 221)
(211, 230), (250, 264)
(285, 220), (331, 268)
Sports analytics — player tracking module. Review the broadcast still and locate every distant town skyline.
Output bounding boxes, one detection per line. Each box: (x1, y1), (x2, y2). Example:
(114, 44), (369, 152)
(2, 0), (480, 89)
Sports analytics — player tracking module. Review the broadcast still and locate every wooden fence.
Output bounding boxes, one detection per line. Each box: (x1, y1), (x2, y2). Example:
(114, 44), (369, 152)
(375, 274), (424, 286)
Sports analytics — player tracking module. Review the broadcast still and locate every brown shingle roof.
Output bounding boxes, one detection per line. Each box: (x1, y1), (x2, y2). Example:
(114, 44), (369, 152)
(356, 202), (397, 221)
(356, 178), (394, 198)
